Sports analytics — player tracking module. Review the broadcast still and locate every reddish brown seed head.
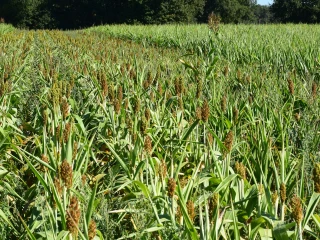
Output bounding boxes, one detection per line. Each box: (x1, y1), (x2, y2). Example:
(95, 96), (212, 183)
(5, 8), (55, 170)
(167, 178), (176, 198)
(224, 130), (234, 153)
(66, 196), (81, 236)
(202, 99), (210, 122)
(291, 195), (303, 224)
(280, 183), (286, 203)
(88, 220), (96, 240)
(288, 79), (294, 95)
(60, 160), (73, 189)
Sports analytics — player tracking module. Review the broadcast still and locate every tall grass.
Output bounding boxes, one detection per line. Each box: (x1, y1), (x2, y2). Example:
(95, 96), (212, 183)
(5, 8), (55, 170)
(0, 24), (319, 239)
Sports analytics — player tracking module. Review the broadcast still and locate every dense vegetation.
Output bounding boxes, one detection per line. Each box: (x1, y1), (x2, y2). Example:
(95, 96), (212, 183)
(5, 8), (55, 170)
(1, 0), (320, 29)
(0, 22), (320, 239)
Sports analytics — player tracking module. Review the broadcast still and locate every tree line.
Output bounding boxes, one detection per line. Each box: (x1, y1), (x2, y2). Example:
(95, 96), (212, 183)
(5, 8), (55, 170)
(0, 0), (319, 29)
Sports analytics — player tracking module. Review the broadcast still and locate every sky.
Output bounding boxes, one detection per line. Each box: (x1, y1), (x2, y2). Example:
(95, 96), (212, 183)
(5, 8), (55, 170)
(257, 0), (273, 5)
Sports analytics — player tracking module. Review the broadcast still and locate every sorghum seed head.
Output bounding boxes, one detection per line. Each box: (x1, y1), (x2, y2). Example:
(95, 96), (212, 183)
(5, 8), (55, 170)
(272, 191), (278, 205)
(179, 176), (188, 189)
(208, 12), (221, 33)
(140, 117), (147, 135)
(43, 109), (48, 126)
(313, 163), (320, 193)
(56, 124), (61, 142)
(166, 90), (172, 100)
(187, 200), (195, 222)
(147, 71), (153, 84)
(150, 91), (155, 102)
(237, 69), (241, 80)
(60, 160), (73, 189)
(248, 95), (253, 105)
(209, 193), (219, 218)
(312, 82), (317, 99)
(129, 69), (136, 80)
(126, 116), (133, 132)
(202, 99), (210, 122)
(175, 77), (183, 96)
(100, 77), (108, 97)
(223, 65), (229, 77)
(245, 75), (251, 84)
(88, 220), (96, 240)
(159, 160), (167, 180)
(207, 133), (213, 146)
(54, 177), (62, 197)
(280, 183), (286, 203)
(294, 112), (301, 122)
(178, 96), (183, 110)
(113, 99), (120, 114)
(126, 63), (131, 71)
(66, 196), (81, 236)
(108, 84), (114, 102)
(234, 161), (246, 180)
(258, 184), (264, 194)
(41, 154), (49, 172)
(124, 98), (129, 110)
(158, 84), (163, 96)
(134, 98), (140, 114)
(196, 80), (202, 99)
(145, 108), (151, 122)
(233, 107), (239, 123)
(63, 122), (71, 143)
(176, 205), (182, 223)
(72, 142), (78, 160)
(196, 107), (202, 120)
(144, 136), (152, 154)
(81, 174), (86, 185)
(61, 98), (69, 120)
(118, 85), (123, 103)
(224, 130), (234, 153)
(291, 195), (303, 224)
(143, 79), (151, 90)
(167, 178), (176, 198)
(221, 95), (227, 113)
(288, 79), (294, 95)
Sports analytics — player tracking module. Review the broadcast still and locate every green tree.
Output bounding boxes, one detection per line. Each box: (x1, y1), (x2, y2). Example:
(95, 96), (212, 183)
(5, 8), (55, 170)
(253, 5), (272, 23)
(271, 0), (320, 23)
(0, 0), (54, 29)
(200, 0), (256, 23)
(157, 0), (205, 23)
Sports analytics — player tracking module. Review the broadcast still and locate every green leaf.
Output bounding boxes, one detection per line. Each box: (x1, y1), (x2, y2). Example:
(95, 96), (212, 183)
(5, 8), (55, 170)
(133, 161), (145, 180)
(231, 201), (240, 240)
(259, 228), (273, 240)
(18, 214), (37, 240)
(143, 226), (165, 233)
(312, 214), (320, 230)
(182, 119), (199, 141)
(176, 183), (199, 240)
(19, 148), (56, 172)
(102, 139), (130, 177)
(273, 221), (295, 240)
(25, 157), (50, 192)
(73, 114), (87, 137)
(302, 192), (320, 229)
(85, 182), (98, 236)
(0, 209), (18, 233)
(133, 180), (150, 198)
(57, 231), (69, 240)
(214, 174), (237, 193)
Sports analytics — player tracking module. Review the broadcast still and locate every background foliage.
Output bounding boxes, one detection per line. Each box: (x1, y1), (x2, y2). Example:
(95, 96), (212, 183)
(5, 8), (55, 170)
(1, 0), (319, 29)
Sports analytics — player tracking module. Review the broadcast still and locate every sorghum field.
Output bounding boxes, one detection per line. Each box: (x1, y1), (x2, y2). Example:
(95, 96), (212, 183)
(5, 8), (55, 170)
(0, 22), (320, 240)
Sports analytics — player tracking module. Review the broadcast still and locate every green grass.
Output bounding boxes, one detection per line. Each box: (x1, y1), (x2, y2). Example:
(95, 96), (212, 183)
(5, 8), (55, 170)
(0, 24), (319, 239)
(0, 23), (15, 34)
